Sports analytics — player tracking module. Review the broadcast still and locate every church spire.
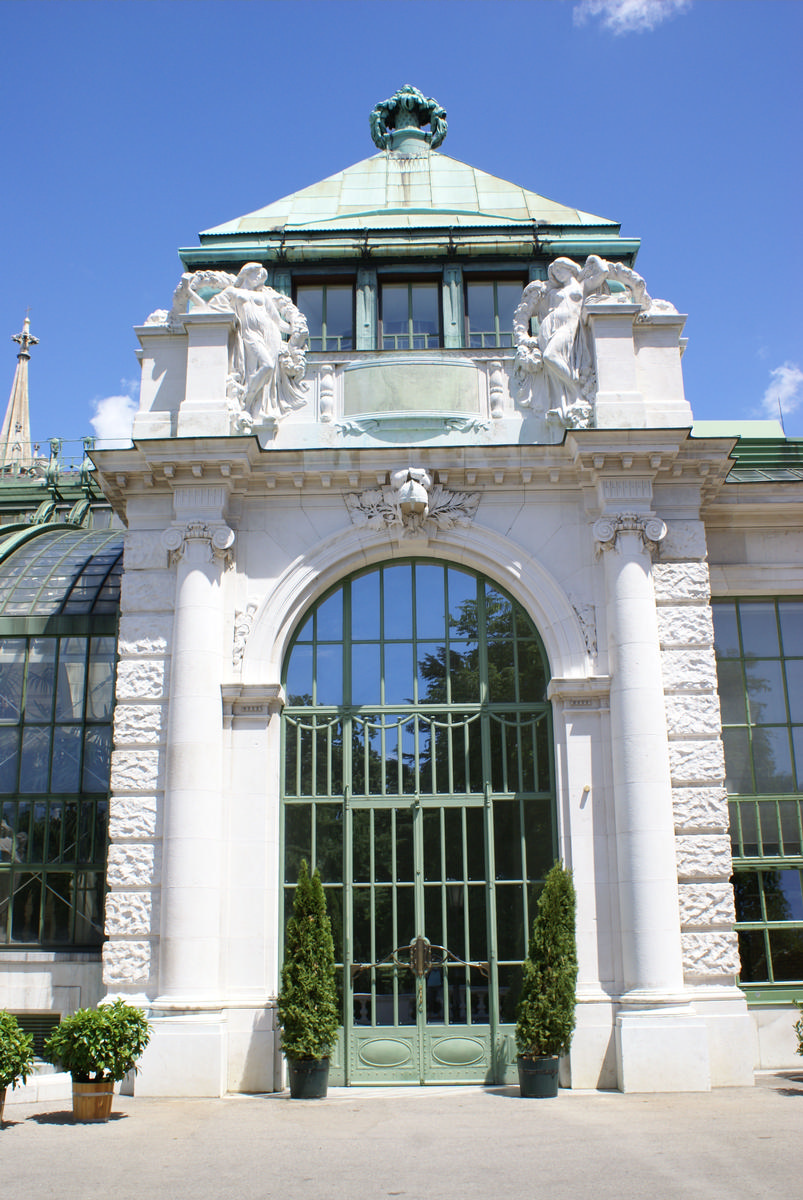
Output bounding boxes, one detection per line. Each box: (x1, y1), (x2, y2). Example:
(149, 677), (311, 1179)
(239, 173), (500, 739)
(1, 314), (38, 471)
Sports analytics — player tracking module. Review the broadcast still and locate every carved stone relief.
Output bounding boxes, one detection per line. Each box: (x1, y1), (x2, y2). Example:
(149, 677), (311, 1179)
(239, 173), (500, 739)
(345, 468), (480, 538)
(233, 600), (258, 666)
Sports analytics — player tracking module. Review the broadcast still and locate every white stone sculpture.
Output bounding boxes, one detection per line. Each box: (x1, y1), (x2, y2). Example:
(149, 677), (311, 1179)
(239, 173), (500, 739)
(345, 469), (480, 538)
(147, 265), (309, 429)
(513, 256), (677, 430)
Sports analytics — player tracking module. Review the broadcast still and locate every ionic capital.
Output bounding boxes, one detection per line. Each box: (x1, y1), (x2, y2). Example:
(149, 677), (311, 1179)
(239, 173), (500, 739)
(161, 520), (236, 564)
(593, 512), (667, 557)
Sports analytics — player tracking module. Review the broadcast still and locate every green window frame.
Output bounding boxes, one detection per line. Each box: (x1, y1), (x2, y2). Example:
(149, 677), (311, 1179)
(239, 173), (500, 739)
(380, 282), (441, 350)
(464, 279), (524, 349)
(713, 597), (803, 1000)
(295, 283), (355, 352)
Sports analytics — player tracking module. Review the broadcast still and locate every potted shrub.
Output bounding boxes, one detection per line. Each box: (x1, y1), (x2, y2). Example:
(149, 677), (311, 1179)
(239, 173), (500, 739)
(515, 860), (578, 1098)
(42, 999), (150, 1122)
(278, 859), (339, 1099)
(0, 1011), (36, 1123)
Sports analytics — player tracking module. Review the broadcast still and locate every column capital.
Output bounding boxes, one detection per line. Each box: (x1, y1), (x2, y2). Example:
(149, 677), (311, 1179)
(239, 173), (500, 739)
(593, 512), (667, 556)
(161, 520), (235, 564)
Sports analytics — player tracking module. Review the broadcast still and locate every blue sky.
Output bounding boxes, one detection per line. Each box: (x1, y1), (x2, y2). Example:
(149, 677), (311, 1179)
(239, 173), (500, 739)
(1, 0), (801, 451)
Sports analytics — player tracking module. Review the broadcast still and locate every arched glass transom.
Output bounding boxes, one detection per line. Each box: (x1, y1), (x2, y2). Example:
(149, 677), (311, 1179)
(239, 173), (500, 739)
(281, 560), (556, 1085)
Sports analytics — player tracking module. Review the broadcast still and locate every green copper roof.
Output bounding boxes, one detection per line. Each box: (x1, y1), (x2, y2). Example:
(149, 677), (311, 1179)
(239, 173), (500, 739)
(199, 150), (618, 238)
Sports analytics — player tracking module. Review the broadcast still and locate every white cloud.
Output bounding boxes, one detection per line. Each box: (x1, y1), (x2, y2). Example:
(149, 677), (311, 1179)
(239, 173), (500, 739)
(89, 394), (138, 447)
(573, 0), (691, 34)
(761, 362), (803, 421)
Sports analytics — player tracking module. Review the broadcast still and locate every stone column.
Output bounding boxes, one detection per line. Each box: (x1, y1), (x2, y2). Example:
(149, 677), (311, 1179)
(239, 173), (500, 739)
(157, 506), (235, 1004)
(594, 511), (710, 1091)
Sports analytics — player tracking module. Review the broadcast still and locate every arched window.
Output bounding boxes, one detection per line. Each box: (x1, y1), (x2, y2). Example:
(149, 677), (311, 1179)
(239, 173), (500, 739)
(281, 560), (556, 1085)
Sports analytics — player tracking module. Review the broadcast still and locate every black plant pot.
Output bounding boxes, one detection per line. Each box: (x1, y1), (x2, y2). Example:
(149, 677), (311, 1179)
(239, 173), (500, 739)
(287, 1057), (330, 1099)
(517, 1055), (559, 1098)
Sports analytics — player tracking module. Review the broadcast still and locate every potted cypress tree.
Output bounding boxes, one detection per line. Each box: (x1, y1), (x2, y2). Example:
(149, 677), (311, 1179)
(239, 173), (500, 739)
(515, 860), (578, 1098)
(42, 999), (150, 1122)
(0, 1011), (36, 1123)
(278, 859), (340, 1099)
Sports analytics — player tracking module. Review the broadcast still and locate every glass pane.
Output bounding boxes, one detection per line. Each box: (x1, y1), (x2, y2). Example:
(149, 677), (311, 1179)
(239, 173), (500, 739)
(315, 644), (342, 707)
(494, 800), (522, 880)
(82, 726), (111, 792)
(55, 639), (86, 721)
(465, 807), (485, 880)
(382, 642), (414, 706)
(45, 804), (63, 863)
(716, 659), (746, 724)
(759, 803), (780, 855)
(736, 801), (759, 856)
(443, 807), (463, 882)
(20, 727), (50, 792)
(487, 633), (515, 703)
(351, 644), (380, 707)
(768, 928), (803, 981)
(466, 283), (494, 339)
(496, 884), (525, 960)
(496, 283), (523, 335)
(423, 807), (442, 882)
(732, 872), (761, 921)
(410, 284), (439, 341)
(285, 644), (313, 705)
(324, 285), (354, 349)
(316, 592), (343, 642)
(295, 286), (323, 343)
(315, 804), (343, 883)
(739, 603), (780, 658)
(737, 929), (768, 982)
(448, 569), (478, 636)
(417, 642), (447, 704)
(351, 572), (380, 641)
(745, 660), (787, 725)
(780, 801), (802, 855)
(794, 727), (803, 790)
(352, 809), (370, 883)
(722, 727), (753, 794)
(284, 804), (311, 882)
(449, 645), (478, 703)
(24, 639), (56, 722)
(712, 602), (740, 658)
(394, 808), (414, 882)
(52, 726), (81, 792)
(753, 727), (794, 793)
(763, 869), (803, 921)
(0, 639), (25, 720)
(0, 728), (19, 792)
(372, 809), (392, 883)
(383, 565), (413, 640)
(779, 601), (803, 657)
(523, 800), (554, 880)
(11, 873), (41, 942)
(785, 659), (803, 723)
(381, 284), (409, 340)
(518, 641), (547, 704)
(415, 564), (446, 639)
(86, 638), (115, 719)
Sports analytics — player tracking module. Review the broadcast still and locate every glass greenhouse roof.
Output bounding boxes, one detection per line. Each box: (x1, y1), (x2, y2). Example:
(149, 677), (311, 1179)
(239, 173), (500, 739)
(0, 527), (124, 617)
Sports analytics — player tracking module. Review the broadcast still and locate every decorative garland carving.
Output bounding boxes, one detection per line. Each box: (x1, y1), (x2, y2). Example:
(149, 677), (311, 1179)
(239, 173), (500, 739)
(345, 468), (479, 538)
(233, 599), (259, 666)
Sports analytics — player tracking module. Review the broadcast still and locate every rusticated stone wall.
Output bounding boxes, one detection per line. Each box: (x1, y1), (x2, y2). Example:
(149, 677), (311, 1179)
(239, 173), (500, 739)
(654, 524), (740, 982)
(103, 531), (172, 991)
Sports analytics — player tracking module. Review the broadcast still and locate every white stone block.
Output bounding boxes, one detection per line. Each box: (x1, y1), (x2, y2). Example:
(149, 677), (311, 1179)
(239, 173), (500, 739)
(652, 562), (710, 601)
(657, 605), (714, 646)
(677, 882), (736, 927)
(668, 737), (725, 783)
(664, 694), (722, 737)
(659, 522), (708, 562)
(121, 570), (176, 613)
(102, 940), (152, 985)
(114, 703), (167, 745)
(107, 843), (157, 888)
(673, 786), (729, 831)
(124, 531), (168, 570)
(111, 748), (162, 792)
(115, 660), (168, 701)
(109, 796), (159, 840)
(660, 647), (718, 692)
(134, 1014), (227, 1097)
(616, 1012), (711, 1092)
(682, 931), (741, 978)
(675, 833), (734, 879)
(105, 892), (156, 936)
(118, 613), (174, 656)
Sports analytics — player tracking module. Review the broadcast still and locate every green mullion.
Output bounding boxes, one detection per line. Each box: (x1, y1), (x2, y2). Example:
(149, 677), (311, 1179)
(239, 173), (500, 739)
(437, 807), (450, 1027)
(391, 808), (399, 1027)
(343, 785), (353, 1082)
(483, 784), (499, 1054)
(369, 810), (377, 1025)
(461, 808), (472, 1025)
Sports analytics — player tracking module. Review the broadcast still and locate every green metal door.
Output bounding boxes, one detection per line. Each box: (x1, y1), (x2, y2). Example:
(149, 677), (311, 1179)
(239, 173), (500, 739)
(281, 562), (556, 1085)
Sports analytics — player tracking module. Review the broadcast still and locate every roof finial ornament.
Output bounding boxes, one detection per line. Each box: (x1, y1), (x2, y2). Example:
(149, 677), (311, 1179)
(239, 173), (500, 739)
(12, 312), (39, 359)
(370, 85), (447, 152)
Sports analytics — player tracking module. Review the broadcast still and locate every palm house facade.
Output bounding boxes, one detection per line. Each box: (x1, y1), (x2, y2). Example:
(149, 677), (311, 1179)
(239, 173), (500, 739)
(2, 87), (803, 1096)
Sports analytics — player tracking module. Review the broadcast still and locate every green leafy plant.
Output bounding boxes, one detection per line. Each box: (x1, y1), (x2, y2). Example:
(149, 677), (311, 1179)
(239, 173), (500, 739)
(278, 859), (340, 1061)
(794, 1003), (803, 1056)
(0, 1010), (36, 1091)
(42, 1000), (150, 1082)
(516, 861), (578, 1058)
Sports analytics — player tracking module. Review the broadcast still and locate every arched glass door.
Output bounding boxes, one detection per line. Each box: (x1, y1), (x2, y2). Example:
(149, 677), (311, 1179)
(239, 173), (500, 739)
(281, 561), (556, 1084)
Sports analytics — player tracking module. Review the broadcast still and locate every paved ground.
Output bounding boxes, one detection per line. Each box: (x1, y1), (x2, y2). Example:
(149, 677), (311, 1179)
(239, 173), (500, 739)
(2, 1072), (802, 1199)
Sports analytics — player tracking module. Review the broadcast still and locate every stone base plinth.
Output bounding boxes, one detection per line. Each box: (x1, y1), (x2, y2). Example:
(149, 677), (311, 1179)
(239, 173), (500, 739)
(615, 1008), (711, 1093)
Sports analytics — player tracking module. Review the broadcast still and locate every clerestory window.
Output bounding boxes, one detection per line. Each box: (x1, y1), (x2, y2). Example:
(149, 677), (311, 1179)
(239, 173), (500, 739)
(295, 283), (355, 352)
(464, 279), (524, 349)
(380, 282), (440, 350)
